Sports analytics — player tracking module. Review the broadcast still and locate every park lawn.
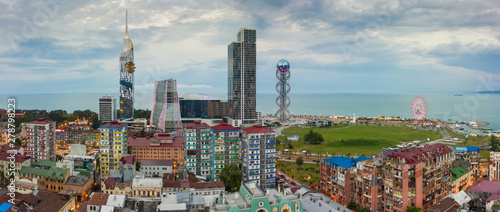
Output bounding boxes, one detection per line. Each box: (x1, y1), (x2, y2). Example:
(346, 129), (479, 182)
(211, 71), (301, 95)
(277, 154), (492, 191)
(480, 150), (491, 160)
(277, 160), (320, 186)
(279, 125), (442, 157)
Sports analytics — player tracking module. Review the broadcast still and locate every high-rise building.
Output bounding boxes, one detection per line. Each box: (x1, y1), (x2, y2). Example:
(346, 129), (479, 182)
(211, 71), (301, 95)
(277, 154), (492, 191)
(119, 11), (135, 121)
(490, 152), (500, 181)
(99, 120), (128, 180)
(228, 28), (257, 126)
(179, 94), (228, 119)
(210, 122), (240, 181)
(150, 79), (183, 133)
(241, 125), (276, 189)
(184, 120), (212, 181)
(99, 95), (117, 123)
(25, 118), (56, 162)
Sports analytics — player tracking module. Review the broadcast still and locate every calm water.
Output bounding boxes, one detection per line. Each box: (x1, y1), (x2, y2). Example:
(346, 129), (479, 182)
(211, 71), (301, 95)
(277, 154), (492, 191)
(1, 93), (499, 130)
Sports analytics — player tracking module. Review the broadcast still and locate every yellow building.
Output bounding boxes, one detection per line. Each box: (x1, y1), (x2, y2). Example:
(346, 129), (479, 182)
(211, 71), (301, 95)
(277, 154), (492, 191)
(99, 120), (128, 180)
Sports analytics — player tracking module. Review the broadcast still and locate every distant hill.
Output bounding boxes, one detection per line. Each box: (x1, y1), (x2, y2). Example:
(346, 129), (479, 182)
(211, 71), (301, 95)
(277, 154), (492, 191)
(476, 90), (500, 94)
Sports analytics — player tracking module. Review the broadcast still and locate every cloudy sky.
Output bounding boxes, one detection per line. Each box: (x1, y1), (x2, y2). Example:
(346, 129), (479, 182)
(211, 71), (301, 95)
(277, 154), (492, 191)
(1, 0), (500, 96)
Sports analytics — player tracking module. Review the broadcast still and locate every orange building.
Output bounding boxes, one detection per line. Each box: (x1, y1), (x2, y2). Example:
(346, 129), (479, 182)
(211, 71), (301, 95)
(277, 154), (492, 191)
(128, 133), (184, 163)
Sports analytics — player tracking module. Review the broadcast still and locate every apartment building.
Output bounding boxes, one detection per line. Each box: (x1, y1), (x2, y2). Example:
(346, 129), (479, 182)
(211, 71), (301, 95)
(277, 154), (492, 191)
(99, 120), (128, 180)
(241, 125), (276, 189)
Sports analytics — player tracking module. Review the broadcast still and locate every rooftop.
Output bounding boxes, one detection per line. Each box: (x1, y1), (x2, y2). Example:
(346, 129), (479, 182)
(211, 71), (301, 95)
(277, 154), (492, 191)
(302, 193), (353, 212)
(128, 135), (184, 148)
(453, 146), (480, 153)
(28, 118), (55, 125)
(88, 193), (110, 206)
(452, 166), (469, 181)
(120, 155), (136, 165)
(133, 177), (163, 188)
(20, 166), (69, 179)
(104, 177), (118, 186)
(0, 151), (30, 163)
(211, 122), (238, 131)
(323, 156), (371, 169)
(141, 160), (173, 167)
(386, 143), (453, 164)
(242, 125), (275, 134)
(65, 174), (90, 186)
(100, 120), (128, 128)
(428, 197), (460, 212)
(468, 179), (500, 194)
(185, 120), (210, 129)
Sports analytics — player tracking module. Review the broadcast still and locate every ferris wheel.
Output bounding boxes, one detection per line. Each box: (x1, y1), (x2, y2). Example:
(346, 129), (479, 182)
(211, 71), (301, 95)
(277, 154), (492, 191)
(411, 96), (427, 121)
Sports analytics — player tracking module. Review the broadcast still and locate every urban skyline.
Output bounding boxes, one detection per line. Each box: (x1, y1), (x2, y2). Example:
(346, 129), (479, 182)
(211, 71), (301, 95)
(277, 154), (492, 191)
(2, 1), (500, 95)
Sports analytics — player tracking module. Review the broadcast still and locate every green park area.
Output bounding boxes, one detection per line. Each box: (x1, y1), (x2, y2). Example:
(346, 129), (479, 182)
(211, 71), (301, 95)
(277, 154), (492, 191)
(277, 160), (320, 186)
(277, 125), (443, 157)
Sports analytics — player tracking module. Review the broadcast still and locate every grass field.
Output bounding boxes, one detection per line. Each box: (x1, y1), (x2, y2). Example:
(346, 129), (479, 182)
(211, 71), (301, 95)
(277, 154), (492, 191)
(278, 125), (443, 156)
(277, 160), (320, 186)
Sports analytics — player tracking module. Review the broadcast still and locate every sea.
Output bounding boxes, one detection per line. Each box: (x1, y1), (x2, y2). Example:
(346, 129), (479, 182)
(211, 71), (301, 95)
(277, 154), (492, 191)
(1, 93), (499, 131)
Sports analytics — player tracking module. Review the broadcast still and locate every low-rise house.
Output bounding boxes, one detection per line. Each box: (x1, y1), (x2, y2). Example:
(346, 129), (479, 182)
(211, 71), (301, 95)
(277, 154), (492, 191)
(101, 177), (133, 196)
(0, 150), (31, 179)
(132, 174), (163, 197)
(287, 134), (300, 142)
(162, 173), (224, 196)
(302, 193), (353, 212)
(428, 197), (460, 212)
(87, 192), (126, 212)
(0, 190), (75, 212)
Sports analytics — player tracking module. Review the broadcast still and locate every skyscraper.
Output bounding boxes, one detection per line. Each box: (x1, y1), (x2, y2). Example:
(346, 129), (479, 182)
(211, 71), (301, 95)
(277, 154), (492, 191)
(99, 95), (117, 123)
(150, 79), (182, 134)
(119, 11), (135, 121)
(228, 28), (257, 126)
(25, 118), (56, 162)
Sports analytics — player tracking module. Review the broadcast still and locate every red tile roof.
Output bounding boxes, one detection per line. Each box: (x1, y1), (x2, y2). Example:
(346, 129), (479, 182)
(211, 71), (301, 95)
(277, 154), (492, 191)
(185, 120), (210, 129)
(0, 151), (30, 163)
(386, 143), (453, 164)
(0, 145), (21, 151)
(87, 192), (110, 206)
(104, 177), (117, 186)
(120, 155), (136, 165)
(101, 120), (127, 128)
(128, 135), (184, 148)
(468, 179), (500, 194)
(28, 118), (54, 124)
(429, 197), (460, 212)
(211, 122), (238, 131)
(242, 125), (274, 134)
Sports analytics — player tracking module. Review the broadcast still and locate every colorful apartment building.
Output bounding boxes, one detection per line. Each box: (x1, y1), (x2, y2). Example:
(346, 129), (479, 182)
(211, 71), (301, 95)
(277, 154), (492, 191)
(210, 122), (240, 181)
(56, 127), (100, 145)
(99, 120), (128, 180)
(241, 125), (276, 189)
(382, 144), (453, 211)
(453, 146), (481, 176)
(184, 120), (213, 181)
(0, 150), (31, 179)
(353, 158), (384, 211)
(25, 118), (56, 162)
(320, 156), (371, 205)
(128, 133), (184, 163)
(489, 151), (500, 181)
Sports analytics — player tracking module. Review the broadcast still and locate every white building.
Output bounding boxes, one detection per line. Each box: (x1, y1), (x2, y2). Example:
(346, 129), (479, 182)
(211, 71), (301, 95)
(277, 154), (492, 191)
(140, 160), (173, 177)
(99, 95), (117, 124)
(490, 152), (500, 181)
(25, 118), (56, 162)
(241, 125), (276, 189)
(132, 175), (163, 197)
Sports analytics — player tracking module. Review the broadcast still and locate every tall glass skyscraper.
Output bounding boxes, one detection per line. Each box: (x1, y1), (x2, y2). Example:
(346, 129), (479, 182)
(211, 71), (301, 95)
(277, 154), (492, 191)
(119, 11), (135, 121)
(150, 79), (182, 134)
(228, 28), (257, 126)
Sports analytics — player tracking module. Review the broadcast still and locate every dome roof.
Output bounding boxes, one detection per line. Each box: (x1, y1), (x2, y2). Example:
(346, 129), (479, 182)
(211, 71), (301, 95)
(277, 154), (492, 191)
(277, 59), (290, 72)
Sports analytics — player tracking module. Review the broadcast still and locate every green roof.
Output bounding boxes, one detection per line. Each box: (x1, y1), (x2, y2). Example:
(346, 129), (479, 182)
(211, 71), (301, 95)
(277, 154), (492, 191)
(20, 166), (69, 179)
(34, 160), (57, 167)
(452, 166), (468, 181)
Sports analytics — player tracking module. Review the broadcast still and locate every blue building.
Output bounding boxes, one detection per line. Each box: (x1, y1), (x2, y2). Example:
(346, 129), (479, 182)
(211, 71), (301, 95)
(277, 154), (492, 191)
(453, 146), (481, 176)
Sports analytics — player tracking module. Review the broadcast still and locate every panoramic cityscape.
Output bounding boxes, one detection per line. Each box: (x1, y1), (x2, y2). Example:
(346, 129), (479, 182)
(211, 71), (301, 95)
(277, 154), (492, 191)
(1, 1), (500, 212)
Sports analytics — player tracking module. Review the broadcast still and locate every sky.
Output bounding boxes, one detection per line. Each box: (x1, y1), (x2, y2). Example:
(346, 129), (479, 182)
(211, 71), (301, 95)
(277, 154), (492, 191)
(1, 0), (500, 96)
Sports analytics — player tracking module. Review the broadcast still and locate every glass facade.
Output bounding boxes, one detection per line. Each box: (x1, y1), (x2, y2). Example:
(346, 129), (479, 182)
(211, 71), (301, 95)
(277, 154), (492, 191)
(150, 79), (182, 133)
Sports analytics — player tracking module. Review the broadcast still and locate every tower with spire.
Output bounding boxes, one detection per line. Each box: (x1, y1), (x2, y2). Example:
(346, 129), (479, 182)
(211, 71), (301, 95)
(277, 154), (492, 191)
(119, 10), (135, 121)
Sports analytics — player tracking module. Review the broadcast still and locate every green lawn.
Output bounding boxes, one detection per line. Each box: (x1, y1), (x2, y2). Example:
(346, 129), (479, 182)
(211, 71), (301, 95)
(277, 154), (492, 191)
(277, 160), (320, 186)
(278, 125), (442, 157)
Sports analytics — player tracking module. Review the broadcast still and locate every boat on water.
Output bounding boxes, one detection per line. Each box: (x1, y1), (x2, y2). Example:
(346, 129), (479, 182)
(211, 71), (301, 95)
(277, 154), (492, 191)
(454, 94), (463, 96)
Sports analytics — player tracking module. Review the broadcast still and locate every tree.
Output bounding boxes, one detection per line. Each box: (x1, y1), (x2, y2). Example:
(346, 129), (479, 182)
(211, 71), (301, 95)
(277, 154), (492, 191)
(288, 143), (294, 149)
(90, 114), (101, 130)
(14, 138), (22, 146)
(490, 135), (499, 151)
(315, 160), (320, 166)
(296, 157), (304, 169)
(304, 130), (324, 145)
(406, 206), (422, 212)
(135, 160), (141, 171)
(219, 164), (242, 192)
(347, 201), (357, 210)
(56, 155), (63, 161)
